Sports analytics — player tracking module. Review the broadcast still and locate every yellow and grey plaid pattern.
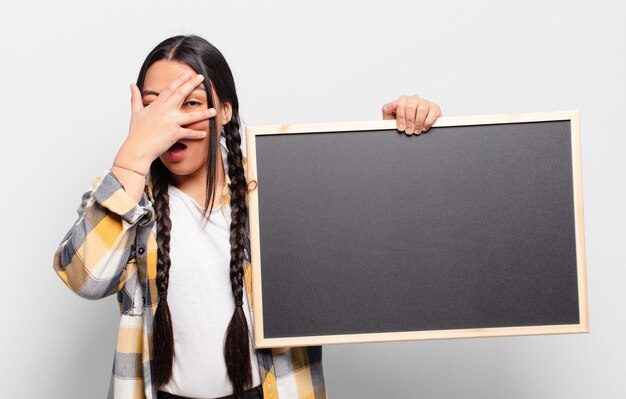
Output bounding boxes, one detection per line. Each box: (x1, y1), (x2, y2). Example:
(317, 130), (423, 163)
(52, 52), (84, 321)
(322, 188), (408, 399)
(53, 141), (327, 399)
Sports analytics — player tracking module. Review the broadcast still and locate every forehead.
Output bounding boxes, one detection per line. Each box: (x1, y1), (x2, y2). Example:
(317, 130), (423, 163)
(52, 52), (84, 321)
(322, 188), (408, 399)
(142, 60), (207, 95)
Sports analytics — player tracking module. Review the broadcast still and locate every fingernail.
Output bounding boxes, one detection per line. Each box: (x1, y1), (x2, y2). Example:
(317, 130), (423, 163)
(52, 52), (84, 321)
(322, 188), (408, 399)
(406, 127), (413, 134)
(398, 123), (404, 131)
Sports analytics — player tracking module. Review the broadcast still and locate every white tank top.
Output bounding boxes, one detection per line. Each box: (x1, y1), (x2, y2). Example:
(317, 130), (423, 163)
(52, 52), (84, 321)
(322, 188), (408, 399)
(157, 183), (261, 398)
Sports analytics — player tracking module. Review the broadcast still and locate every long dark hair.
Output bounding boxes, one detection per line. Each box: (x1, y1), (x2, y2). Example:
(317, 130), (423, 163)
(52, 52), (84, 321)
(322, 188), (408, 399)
(135, 35), (251, 398)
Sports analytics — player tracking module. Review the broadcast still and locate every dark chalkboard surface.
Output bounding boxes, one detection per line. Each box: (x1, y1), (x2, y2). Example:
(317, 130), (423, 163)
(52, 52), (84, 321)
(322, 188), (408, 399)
(245, 111), (588, 348)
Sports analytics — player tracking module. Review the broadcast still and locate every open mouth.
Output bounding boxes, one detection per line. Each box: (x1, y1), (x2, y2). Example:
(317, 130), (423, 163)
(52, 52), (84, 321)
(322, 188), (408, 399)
(166, 141), (188, 161)
(168, 141), (187, 152)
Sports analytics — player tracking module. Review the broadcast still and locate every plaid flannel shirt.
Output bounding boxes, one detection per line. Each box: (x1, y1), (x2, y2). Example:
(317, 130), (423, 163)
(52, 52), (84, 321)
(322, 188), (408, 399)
(53, 137), (327, 399)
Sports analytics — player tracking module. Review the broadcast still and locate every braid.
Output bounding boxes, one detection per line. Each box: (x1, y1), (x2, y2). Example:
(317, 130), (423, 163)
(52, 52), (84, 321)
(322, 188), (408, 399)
(223, 114), (253, 398)
(135, 34), (253, 396)
(150, 159), (175, 386)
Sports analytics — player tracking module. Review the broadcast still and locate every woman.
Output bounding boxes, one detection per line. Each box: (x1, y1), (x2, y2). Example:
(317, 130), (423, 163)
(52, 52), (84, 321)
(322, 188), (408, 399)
(53, 34), (442, 399)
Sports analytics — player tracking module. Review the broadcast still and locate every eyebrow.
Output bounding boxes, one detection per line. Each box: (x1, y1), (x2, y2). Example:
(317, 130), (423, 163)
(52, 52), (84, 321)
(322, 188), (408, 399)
(142, 84), (206, 97)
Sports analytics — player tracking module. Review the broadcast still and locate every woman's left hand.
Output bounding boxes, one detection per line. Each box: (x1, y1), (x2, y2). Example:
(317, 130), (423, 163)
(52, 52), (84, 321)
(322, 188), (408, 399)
(382, 95), (442, 135)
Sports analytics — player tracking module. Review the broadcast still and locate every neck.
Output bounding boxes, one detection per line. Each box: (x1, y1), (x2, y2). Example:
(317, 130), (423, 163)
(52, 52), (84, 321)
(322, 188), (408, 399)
(170, 152), (226, 210)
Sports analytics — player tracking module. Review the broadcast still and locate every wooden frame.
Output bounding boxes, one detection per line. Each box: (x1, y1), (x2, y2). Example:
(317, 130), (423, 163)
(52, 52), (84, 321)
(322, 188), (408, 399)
(245, 110), (588, 348)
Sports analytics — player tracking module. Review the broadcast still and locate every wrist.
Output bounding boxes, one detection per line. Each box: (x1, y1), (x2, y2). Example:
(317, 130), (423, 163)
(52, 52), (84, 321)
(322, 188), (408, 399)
(114, 142), (152, 176)
(111, 164), (146, 179)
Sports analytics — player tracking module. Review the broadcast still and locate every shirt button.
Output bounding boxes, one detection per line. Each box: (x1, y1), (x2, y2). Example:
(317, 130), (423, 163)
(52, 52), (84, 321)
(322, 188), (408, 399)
(137, 247), (145, 255)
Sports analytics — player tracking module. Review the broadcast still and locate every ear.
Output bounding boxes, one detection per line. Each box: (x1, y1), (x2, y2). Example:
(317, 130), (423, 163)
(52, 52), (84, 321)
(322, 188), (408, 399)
(221, 101), (233, 126)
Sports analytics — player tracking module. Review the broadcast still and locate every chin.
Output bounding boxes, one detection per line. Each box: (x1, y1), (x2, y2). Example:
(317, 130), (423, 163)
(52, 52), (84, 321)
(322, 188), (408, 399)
(166, 164), (198, 177)
(158, 157), (196, 176)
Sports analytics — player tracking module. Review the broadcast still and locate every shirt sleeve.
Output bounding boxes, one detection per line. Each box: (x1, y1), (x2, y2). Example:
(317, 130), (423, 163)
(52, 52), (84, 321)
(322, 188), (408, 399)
(52, 169), (153, 300)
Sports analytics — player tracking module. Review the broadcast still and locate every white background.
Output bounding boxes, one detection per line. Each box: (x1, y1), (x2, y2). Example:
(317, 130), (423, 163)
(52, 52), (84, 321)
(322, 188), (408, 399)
(1, 0), (624, 397)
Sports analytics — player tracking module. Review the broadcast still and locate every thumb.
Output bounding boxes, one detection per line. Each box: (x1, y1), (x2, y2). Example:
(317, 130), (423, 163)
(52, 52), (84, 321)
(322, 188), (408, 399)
(130, 83), (143, 113)
(382, 100), (397, 120)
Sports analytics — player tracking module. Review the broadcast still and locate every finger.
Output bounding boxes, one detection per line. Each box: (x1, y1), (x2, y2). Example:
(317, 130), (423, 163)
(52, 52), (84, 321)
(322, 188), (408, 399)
(178, 107), (217, 126)
(414, 101), (430, 134)
(130, 83), (143, 113)
(177, 127), (208, 141)
(157, 70), (194, 103)
(395, 96), (407, 131)
(422, 105), (441, 132)
(382, 101), (397, 120)
(404, 97), (419, 135)
(167, 73), (206, 107)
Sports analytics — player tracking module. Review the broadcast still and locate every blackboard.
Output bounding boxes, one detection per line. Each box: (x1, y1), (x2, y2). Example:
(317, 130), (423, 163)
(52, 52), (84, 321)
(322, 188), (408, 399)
(245, 111), (588, 348)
